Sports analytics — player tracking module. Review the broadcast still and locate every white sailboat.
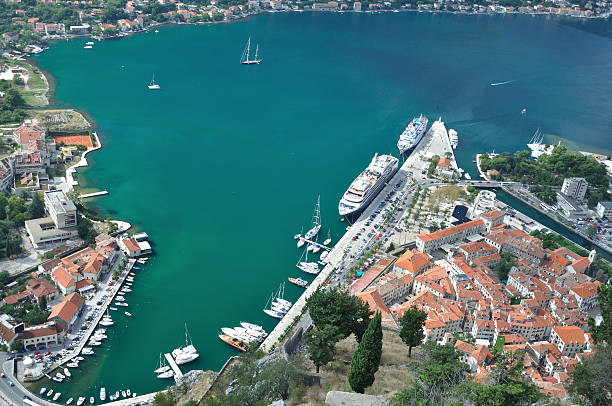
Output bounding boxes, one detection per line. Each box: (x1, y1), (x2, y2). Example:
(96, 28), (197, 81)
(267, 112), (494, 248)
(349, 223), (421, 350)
(172, 323), (199, 365)
(154, 354), (170, 374)
(296, 249), (320, 274)
(240, 37), (262, 65)
(323, 229), (332, 246)
(263, 293), (285, 319)
(304, 195), (322, 240)
(148, 73), (160, 90)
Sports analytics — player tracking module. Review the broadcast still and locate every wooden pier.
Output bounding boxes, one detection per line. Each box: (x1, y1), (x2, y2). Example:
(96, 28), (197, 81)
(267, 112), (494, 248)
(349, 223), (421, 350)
(164, 353), (184, 382)
(79, 190), (109, 199)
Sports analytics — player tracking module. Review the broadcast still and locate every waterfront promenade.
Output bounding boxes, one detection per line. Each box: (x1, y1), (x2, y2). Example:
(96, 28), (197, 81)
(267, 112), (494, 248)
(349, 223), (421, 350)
(66, 132), (102, 189)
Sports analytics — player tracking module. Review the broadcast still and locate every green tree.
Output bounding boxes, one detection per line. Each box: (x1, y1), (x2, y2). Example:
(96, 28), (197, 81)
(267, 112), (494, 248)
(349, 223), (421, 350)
(304, 325), (338, 373)
(586, 225), (597, 238)
(38, 295), (47, 311)
(570, 345), (612, 406)
(10, 340), (23, 351)
(494, 252), (516, 281)
(399, 307), (427, 357)
(27, 192), (45, 219)
(348, 313), (382, 393)
(589, 282), (612, 343)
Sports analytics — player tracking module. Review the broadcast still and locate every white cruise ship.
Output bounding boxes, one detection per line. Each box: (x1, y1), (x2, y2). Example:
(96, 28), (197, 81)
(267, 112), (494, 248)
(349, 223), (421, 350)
(338, 154), (399, 217)
(397, 115), (428, 154)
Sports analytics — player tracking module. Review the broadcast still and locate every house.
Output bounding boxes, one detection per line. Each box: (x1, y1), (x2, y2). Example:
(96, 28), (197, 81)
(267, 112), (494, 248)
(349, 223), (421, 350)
(47, 292), (85, 330)
(312, 1), (339, 10)
(0, 314), (23, 346)
(393, 249), (431, 277)
(480, 210), (505, 231)
(454, 340), (493, 372)
(550, 326), (588, 357)
(2, 32), (19, 42)
(17, 322), (63, 350)
(118, 235), (151, 257)
(569, 281), (600, 311)
(51, 266), (76, 295)
(26, 278), (58, 304)
(416, 219), (485, 253)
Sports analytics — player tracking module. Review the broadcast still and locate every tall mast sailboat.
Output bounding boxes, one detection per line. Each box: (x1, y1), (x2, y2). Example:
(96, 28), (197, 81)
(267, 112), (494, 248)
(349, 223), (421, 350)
(148, 73), (160, 90)
(240, 37), (262, 65)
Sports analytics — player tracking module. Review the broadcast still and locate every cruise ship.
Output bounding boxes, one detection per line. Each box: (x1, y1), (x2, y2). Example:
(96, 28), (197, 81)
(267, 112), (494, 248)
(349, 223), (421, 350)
(397, 115), (428, 155)
(338, 153), (399, 217)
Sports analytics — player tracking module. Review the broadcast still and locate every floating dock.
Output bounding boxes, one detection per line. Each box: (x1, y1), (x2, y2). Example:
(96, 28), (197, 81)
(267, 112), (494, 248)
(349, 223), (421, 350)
(79, 190), (109, 199)
(164, 353), (183, 382)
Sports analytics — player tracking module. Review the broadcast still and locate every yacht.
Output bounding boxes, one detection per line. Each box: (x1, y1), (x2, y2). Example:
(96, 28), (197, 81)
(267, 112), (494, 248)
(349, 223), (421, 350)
(157, 369), (174, 379)
(449, 128), (458, 149)
(397, 115), (428, 154)
(148, 74), (160, 90)
(154, 354), (171, 374)
(263, 308), (284, 319)
(100, 388), (106, 402)
(338, 154), (399, 217)
(64, 368), (71, 377)
(303, 196), (322, 241)
(81, 348), (94, 356)
(240, 322), (266, 335)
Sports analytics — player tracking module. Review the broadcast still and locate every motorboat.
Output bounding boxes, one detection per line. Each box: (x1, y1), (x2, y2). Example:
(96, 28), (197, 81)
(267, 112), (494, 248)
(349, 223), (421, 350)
(89, 396), (95, 404)
(53, 376), (63, 382)
(96, 328), (106, 334)
(76, 397), (85, 406)
(66, 397), (73, 405)
(219, 334), (248, 352)
(75, 357), (84, 361)
(110, 307), (118, 311)
(66, 362), (79, 368)
(40, 388), (47, 395)
(86, 41), (94, 45)
(121, 391), (126, 398)
(81, 348), (94, 355)
(117, 292), (125, 296)
(288, 277), (308, 288)
(54, 393), (62, 401)
(320, 251), (329, 261)
(99, 319), (114, 327)
(64, 368), (71, 377)
(126, 390), (131, 397)
(240, 322), (265, 334)
(115, 296), (125, 301)
(100, 388), (106, 401)
(125, 312), (132, 316)
(88, 340), (102, 346)
(47, 389), (54, 396)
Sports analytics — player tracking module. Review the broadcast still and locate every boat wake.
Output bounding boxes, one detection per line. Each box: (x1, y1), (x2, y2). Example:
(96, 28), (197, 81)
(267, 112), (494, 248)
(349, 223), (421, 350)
(490, 80), (516, 86)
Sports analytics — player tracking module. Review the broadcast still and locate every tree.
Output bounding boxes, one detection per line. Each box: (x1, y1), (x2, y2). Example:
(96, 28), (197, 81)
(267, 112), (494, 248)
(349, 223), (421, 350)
(570, 345), (612, 406)
(306, 288), (372, 342)
(589, 282), (612, 344)
(586, 225), (598, 238)
(348, 313), (382, 393)
(305, 325), (338, 373)
(10, 340), (23, 351)
(27, 192), (45, 219)
(399, 307), (427, 357)
(494, 252), (516, 281)
(39, 295), (47, 311)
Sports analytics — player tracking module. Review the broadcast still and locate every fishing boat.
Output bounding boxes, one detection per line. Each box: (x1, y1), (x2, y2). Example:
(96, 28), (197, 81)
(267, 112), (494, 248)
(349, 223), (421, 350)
(240, 37), (261, 65)
(148, 73), (160, 90)
(219, 334), (248, 352)
(76, 397), (85, 406)
(54, 393), (62, 401)
(304, 195), (322, 240)
(125, 311), (132, 316)
(288, 277), (308, 288)
(171, 323), (199, 365)
(66, 397), (73, 405)
(64, 368), (71, 377)
(100, 388), (106, 402)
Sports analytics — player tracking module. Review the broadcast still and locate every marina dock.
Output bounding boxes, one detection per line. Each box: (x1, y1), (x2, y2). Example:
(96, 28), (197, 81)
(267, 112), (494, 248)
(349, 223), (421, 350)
(79, 190), (109, 199)
(164, 353), (184, 382)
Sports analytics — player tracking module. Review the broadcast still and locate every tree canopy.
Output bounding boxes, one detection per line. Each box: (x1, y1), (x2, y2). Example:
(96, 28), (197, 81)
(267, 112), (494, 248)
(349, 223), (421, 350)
(399, 307), (427, 357)
(348, 312), (382, 393)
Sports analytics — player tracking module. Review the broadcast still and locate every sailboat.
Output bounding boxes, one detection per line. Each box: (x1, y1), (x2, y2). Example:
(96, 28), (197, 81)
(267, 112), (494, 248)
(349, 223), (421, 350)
(263, 293), (285, 319)
(273, 283), (292, 308)
(304, 195), (322, 240)
(171, 323), (199, 365)
(154, 353), (170, 374)
(240, 37), (262, 65)
(148, 73), (160, 90)
(323, 229), (332, 246)
(296, 249), (320, 275)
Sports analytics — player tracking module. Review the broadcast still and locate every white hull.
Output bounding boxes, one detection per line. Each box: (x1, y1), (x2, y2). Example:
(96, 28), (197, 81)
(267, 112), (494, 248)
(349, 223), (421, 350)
(263, 309), (284, 318)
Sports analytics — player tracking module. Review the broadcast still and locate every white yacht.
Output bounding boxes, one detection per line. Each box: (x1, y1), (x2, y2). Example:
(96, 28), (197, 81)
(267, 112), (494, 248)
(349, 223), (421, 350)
(154, 354), (170, 374)
(397, 115), (428, 154)
(449, 129), (458, 149)
(64, 368), (71, 377)
(81, 348), (94, 356)
(338, 154), (399, 217)
(100, 388), (106, 402)
(76, 397), (85, 406)
(303, 196), (322, 240)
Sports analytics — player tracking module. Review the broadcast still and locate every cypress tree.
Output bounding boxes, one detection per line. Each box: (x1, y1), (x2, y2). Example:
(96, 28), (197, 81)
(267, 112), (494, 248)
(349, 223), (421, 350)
(399, 307), (428, 357)
(348, 312), (382, 393)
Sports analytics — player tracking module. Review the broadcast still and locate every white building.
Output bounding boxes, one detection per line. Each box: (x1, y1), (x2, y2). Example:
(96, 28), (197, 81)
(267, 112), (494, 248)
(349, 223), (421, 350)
(44, 190), (77, 228)
(561, 177), (588, 201)
(596, 201), (612, 218)
(550, 326), (588, 357)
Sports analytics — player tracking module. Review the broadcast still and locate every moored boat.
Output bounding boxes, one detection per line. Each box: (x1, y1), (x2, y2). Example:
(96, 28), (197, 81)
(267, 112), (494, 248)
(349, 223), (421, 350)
(288, 277), (308, 288)
(397, 115), (428, 155)
(219, 334), (248, 352)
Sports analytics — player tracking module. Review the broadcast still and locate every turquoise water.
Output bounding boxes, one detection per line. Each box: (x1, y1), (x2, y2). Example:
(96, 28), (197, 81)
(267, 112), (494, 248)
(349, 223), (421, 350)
(32, 12), (612, 398)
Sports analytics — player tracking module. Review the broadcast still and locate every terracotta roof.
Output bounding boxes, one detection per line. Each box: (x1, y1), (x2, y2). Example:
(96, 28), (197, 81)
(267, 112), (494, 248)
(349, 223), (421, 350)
(52, 267), (75, 290)
(75, 279), (93, 290)
(553, 326), (586, 345)
(349, 257), (393, 295)
(418, 219), (484, 243)
(0, 321), (16, 342)
(395, 249), (431, 274)
(437, 157), (451, 168)
(18, 324), (62, 339)
(26, 278), (58, 299)
(123, 238), (140, 251)
(570, 257), (590, 273)
(48, 293), (84, 325)
(570, 280), (601, 299)
(481, 210), (504, 221)
(4, 290), (29, 306)
(355, 290), (390, 316)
